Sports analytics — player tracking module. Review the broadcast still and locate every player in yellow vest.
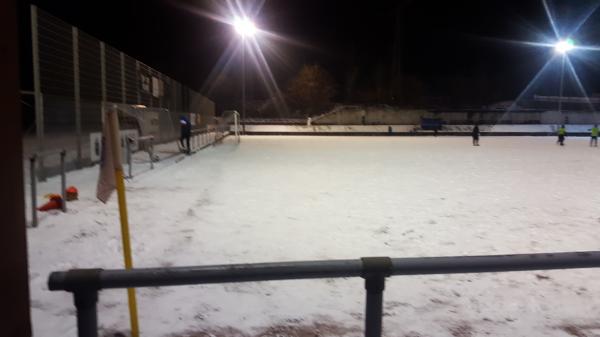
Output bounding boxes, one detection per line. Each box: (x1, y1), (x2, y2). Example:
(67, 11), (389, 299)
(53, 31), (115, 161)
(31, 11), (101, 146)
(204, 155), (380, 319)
(557, 125), (566, 146)
(591, 124), (599, 147)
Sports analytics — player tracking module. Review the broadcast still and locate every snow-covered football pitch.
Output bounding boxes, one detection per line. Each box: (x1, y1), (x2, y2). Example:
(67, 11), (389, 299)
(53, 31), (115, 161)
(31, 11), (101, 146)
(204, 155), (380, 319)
(27, 136), (600, 337)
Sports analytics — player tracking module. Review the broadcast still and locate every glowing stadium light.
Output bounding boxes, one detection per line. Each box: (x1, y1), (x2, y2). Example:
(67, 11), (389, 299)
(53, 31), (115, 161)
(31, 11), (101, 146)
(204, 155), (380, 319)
(181, 1), (293, 124)
(502, 1), (600, 117)
(555, 39), (575, 54)
(233, 17), (256, 37)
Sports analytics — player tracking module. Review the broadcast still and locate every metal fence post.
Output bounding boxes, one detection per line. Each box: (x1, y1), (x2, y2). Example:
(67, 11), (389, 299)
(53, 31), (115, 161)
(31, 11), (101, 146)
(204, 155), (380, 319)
(158, 74), (164, 108)
(361, 257), (392, 337)
(73, 291), (99, 337)
(60, 150), (67, 212)
(126, 137), (132, 178)
(31, 5), (46, 182)
(38, 95), (46, 182)
(30, 155), (38, 228)
(364, 276), (385, 337)
(100, 42), (106, 124)
(149, 137), (154, 170)
(135, 61), (141, 105)
(73, 27), (82, 168)
(120, 52), (126, 104)
(234, 112), (240, 141)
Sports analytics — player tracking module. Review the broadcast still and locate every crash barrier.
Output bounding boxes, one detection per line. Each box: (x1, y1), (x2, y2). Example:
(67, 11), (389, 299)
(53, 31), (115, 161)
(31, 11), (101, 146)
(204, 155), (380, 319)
(48, 251), (600, 337)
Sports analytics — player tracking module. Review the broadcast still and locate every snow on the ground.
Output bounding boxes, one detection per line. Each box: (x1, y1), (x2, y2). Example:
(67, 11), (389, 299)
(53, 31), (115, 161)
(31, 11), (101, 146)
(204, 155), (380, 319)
(27, 136), (600, 337)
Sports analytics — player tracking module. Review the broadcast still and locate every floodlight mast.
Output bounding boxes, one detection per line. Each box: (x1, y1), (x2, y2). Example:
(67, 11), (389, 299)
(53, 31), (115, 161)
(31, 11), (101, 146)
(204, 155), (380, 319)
(233, 17), (256, 135)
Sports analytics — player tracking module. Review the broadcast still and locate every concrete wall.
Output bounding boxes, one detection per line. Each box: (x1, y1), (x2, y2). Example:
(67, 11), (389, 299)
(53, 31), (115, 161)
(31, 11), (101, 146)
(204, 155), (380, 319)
(243, 124), (596, 136)
(312, 106), (600, 125)
(315, 106), (429, 125)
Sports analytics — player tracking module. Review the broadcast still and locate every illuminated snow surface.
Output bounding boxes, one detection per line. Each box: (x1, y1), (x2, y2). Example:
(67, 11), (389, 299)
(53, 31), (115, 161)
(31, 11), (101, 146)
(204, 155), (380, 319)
(28, 136), (600, 337)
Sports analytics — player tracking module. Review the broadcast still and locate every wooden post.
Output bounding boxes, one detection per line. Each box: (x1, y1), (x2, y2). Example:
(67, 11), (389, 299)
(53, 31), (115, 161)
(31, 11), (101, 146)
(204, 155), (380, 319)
(0, 0), (32, 335)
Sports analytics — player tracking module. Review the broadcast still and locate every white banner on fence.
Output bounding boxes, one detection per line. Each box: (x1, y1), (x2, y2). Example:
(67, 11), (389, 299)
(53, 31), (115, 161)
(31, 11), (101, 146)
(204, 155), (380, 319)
(90, 129), (139, 163)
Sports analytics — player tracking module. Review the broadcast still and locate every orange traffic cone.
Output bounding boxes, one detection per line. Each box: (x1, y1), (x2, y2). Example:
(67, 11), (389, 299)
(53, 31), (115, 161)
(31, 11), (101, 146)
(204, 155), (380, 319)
(37, 194), (63, 211)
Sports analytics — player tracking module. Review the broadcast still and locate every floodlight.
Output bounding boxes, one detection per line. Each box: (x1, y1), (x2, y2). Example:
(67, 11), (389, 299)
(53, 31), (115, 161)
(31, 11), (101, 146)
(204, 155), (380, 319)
(555, 39), (575, 54)
(234, 18), (256, 37)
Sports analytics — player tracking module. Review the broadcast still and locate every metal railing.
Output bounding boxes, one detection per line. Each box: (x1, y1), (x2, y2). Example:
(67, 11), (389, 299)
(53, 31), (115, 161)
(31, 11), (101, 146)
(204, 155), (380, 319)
(48, 251), (600, 337)
(189, 123), (234, 152)
(125, 136), (157, 179)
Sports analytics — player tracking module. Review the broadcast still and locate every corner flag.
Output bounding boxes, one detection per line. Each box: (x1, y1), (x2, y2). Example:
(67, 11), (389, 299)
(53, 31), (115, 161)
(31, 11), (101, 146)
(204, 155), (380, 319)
(96, 110), (117, 203)
(95, 106), (140, 337)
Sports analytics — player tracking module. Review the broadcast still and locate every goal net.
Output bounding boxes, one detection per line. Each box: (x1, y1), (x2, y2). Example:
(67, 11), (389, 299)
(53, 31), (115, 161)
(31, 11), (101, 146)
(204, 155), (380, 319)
(96, 104), (240, 168)
(217, 110), (241, 143)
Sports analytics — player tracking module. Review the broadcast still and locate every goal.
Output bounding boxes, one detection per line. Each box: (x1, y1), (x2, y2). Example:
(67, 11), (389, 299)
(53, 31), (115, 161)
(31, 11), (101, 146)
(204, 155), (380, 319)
(219, 110), (241, 143)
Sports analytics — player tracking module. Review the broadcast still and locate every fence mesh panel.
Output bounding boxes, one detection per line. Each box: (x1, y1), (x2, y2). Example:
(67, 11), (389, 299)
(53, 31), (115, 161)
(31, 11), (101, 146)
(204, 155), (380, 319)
(25, 5), (215, 178)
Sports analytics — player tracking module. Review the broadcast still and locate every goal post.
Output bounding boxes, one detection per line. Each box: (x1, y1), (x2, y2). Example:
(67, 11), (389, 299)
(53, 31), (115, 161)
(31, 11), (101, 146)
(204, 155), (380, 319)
(221, 110), (241, 143)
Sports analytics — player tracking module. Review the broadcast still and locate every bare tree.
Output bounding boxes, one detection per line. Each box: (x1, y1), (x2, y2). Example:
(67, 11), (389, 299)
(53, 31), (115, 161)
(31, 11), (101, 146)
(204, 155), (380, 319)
(287, 64), (336, 116)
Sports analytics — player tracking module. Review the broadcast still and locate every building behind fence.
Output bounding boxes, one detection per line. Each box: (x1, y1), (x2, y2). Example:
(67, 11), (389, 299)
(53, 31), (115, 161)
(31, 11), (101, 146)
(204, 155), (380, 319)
(24, 5), (215, 179)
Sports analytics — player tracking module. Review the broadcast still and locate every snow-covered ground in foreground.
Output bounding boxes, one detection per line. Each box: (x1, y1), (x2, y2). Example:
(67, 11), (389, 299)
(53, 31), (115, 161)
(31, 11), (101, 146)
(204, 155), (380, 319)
(27, 136), (600, 337)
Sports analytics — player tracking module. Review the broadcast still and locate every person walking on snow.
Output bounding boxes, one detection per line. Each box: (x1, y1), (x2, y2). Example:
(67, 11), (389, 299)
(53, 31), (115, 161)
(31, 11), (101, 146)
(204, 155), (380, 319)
(180, 116), (192, 154)
(472, 124), (480, 146)
(557, 125), (566, 146)
(590, 124), (598, 147)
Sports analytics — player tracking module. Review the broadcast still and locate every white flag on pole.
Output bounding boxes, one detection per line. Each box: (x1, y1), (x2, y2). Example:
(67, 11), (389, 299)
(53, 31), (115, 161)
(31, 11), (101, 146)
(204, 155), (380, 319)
(96, 109), (120, 203)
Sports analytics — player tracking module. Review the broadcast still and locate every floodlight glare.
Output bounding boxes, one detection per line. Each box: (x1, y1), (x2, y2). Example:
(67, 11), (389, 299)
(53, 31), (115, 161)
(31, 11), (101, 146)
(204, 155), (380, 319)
(555, 39), (575, 54)
(234, 18), (256, 37)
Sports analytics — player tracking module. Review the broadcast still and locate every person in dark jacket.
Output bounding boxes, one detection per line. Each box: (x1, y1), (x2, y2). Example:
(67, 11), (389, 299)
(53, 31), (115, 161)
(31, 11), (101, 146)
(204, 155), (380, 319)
(472, 124), (480, 146)
(180, 116), (192, 154)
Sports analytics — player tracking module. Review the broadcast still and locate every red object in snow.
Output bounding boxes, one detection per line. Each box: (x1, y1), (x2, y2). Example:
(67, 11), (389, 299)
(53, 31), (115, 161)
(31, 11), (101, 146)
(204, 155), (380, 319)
(66, 186), (78, 201)
(37, 194), (63, 211)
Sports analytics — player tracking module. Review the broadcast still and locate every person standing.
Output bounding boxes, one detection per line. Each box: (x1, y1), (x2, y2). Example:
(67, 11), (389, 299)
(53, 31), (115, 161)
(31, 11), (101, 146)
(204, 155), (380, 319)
(472, 124), (480, 146)
(557, 125), (566, 146)
(590, 124), (599, 147)
(180, 116), (192, 154)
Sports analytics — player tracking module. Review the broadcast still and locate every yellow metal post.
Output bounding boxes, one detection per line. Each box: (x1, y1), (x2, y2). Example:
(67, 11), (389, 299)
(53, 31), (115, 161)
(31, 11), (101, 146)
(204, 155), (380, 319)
(107, 108), (140, 337)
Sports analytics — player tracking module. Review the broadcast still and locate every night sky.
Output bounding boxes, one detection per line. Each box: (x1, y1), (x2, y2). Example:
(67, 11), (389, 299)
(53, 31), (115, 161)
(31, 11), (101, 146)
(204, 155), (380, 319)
(20, 0), (600, 107)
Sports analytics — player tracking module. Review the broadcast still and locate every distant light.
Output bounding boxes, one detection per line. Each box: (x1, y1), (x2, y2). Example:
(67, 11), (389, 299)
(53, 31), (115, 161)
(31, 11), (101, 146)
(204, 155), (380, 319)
(555, 39), (575, 54)
(131, 104), (147, 109)
(234, 18), (256, 37)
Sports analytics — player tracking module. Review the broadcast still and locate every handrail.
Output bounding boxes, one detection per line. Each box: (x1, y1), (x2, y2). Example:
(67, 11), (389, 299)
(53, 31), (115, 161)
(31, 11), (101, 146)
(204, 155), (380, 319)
(47, 251), (600, 337)
(49, 259), (363, 291)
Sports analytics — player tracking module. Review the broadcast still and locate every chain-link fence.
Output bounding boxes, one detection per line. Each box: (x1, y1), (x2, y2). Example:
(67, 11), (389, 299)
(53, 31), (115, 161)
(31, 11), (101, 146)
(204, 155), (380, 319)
(25, 5), (216, 180)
